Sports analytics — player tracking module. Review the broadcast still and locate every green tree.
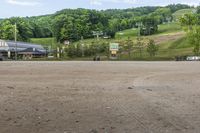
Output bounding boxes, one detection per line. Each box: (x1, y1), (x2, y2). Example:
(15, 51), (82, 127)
(76, 43), (82, 57)
(180, 13), (200, 55)
(153, 8), (172, 23)
(101, 42), (109, 55)
(9, 17), (33, 41)
(140, 16), (159, 36)
(0, 20), (15, 40)
(124, 37), (133, 59)
(180, 14), (197, 31)
(167, 4), (190, 13)
(0, 17), (33, 41)
(136, 37), (144, 57)
(147, 39), (158, 57)
(89, 41), (99, 56)
(66, 44), (76, 57)
(188, 26), (200, 55)
(197, 6), (200, 14)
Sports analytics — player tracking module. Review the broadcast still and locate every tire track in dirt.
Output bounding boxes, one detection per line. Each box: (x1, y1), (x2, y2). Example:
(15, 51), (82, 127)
(129, 72), (197, 132)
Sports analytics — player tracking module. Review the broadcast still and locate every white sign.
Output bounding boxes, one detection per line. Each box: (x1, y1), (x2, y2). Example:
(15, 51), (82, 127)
(110, 43), (119, 51)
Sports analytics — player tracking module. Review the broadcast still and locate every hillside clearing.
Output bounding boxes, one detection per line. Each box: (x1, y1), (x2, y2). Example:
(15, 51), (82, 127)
(153, 32), (185, 44)
(173, 8), (195, 20)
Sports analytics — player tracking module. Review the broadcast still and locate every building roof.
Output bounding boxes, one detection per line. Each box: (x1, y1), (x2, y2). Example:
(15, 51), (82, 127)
(0, 39), (46, 52)
(6, 40), (44, 50)
(18, 48), (46, 55)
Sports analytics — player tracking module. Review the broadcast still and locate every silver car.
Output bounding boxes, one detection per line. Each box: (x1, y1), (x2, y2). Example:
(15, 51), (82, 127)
(186, 56), (200, 61)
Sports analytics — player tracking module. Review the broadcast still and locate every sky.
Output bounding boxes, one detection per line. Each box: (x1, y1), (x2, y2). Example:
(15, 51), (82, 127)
(0, 0), (199, 18)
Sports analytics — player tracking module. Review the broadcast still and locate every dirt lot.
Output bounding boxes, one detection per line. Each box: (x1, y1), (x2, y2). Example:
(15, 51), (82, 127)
(0, 61), (200, 133)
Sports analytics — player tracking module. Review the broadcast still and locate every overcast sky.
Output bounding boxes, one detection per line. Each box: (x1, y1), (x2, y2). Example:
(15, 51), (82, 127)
(0, 0), (199, 18)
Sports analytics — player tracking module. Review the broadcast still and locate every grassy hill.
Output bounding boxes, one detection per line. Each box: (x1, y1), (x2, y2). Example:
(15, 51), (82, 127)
(118, 35), (193, 61)
(172, 8), (195, 20)
(115, 22), (182, 39)
(30, 21), (194, 60)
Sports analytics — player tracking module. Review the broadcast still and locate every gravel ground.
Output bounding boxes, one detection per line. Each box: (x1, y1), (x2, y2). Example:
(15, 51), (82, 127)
(0, 61), (200, 133)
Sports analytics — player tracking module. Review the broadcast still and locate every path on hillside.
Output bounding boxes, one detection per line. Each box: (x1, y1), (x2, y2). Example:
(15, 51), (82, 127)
(153, 32), (185, 44)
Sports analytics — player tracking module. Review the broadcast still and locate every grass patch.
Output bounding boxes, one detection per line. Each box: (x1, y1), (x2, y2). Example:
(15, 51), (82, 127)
(157, 36), (194, 58)
(115, 22), (182, 40)
(168, 37), (192, 49)
(173, 8), (195, 20)
(30, 38), (60, 48)
(115, 28), (138, 39)
(155, 22), (182, 35)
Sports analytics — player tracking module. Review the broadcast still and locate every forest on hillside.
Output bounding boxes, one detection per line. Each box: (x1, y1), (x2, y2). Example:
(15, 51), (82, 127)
(0, 4), (192, 43)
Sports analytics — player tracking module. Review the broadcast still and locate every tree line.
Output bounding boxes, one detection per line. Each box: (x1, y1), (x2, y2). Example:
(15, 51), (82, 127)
(63, 37), (158, 59)
(0, 4), (191, 43)
(180, 7), (200, 55)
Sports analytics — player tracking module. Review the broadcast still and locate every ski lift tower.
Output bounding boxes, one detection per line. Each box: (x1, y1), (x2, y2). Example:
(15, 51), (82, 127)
(92, 31), (103, 40)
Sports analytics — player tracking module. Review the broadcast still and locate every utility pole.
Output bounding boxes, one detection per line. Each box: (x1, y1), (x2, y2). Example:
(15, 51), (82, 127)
(51, 30), (54, 56)
(137, 22), (141, 37)
(81, 36), (84, 57)
(14, 23), (17, 60)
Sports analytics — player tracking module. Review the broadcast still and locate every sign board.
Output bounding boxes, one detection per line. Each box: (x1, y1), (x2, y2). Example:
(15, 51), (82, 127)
(111, 51), (117, 54)
(110, 43), (119, 51)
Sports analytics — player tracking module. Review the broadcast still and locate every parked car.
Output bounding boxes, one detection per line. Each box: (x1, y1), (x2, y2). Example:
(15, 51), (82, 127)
(186, 56), (200, 61)
(0, 53), (3, 61)
(175, 56), (187, 61)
